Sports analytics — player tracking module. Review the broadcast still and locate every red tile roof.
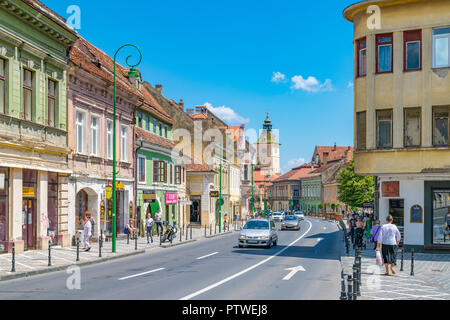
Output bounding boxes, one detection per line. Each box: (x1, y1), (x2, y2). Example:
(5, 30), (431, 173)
(140, 85), (173, 124)
(274, 165), (312, 182)
(314, 145), (353, 163)
(135, 127), (175, 150)
(186, 163), (215, 173)
(190, 113), (208, 120)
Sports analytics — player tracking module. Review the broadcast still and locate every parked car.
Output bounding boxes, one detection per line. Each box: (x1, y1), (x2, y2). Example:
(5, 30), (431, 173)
(238, 219), (278, 248)
(281, 215), (301, 231)
(272, 211), (284, 222)
(294, 211), (305, 220)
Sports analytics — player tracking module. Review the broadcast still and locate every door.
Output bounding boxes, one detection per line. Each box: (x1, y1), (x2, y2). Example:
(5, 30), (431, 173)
(22, 199), (36, 250)
(389, 199), (404, 241)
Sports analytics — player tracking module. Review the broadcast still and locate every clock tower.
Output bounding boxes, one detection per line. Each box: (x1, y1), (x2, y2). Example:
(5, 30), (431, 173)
(256, 113), (280, 176)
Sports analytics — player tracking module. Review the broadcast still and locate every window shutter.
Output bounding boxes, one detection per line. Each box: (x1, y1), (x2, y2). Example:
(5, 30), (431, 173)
(153, 160), (158, 183)
(164, 162), (167, 183)
(357, 111), (367, 150)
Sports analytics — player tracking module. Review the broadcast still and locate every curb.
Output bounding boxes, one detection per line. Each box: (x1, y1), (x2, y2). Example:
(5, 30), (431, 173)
(160, 239), (197, 248)
(205, 230), (234, 238)
(0, 249), (145, 282)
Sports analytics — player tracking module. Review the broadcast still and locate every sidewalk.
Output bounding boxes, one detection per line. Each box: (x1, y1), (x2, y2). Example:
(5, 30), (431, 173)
(0, 223), (240, 281)
(340, 239), (450, 300)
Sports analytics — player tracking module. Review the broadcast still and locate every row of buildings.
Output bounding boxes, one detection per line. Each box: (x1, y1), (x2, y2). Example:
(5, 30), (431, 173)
(0, 0), (273, 254)
(266, 145), (353, 215)
(344, 0), (450, 251)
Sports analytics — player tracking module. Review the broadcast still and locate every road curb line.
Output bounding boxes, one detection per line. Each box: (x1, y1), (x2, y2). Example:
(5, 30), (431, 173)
(0, 249), (145, 282)
(160, 239), (197, 248)
(205, 231), (234, 238)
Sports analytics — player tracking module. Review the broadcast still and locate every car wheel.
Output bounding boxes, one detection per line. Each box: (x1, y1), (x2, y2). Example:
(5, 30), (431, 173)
(266, 239), (272, 249)
(238, 244), (243, 248)
(273, 240), (277, 246)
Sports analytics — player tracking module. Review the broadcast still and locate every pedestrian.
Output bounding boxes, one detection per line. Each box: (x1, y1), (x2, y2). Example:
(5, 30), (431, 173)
(155, 208), (163, 236)
(348, 213), (357, 246)
(85, 211), (96, 247)
(364, 213), (372, 247)
(355, 216), (365, 249)
(124, 220), (137, 239)
(370, 220), (381, 250)
(145, 212), (154, 244)
(376, 214), (401, 276)
(83, 214), (92, 252)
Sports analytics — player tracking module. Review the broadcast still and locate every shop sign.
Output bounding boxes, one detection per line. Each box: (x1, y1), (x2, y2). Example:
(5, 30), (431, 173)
(165, 192), (177, 204)
(210, 191), (219, 197)
(105, 186), (112, 199)
(129, 201), (133, 219)
(23, 187), (34, 197)
(382, 181), (399, 197)
(410, 204), (423, 223)
(179, 200), (192, 205)
(116, 182), (125, 191)
(100, 200), (105, 220)
(143, 190), (156, 200)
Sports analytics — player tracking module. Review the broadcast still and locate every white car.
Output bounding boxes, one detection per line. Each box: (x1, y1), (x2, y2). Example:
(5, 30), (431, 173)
(294, 211), (305, 220)
(272, 211), (284, 222)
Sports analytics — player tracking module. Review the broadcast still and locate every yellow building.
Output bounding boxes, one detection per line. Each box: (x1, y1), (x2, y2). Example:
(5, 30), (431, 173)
(344, 0), (450, 250)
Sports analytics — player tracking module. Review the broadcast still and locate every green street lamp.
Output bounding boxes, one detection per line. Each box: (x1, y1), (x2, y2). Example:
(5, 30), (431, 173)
(112, 44), (142, 253)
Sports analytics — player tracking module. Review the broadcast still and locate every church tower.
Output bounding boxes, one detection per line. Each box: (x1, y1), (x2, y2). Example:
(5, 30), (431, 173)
(256, 113), (280, 176)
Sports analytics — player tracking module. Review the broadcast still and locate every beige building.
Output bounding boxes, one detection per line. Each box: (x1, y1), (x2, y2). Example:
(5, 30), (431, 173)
(344, 0), (450, 250)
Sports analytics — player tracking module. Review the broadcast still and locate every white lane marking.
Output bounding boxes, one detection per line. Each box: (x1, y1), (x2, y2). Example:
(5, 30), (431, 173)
(282, 265), (305, 281)
(196, 252), (219, 260)
(119, 268), (165, 281)
(179, 220), (313, 300)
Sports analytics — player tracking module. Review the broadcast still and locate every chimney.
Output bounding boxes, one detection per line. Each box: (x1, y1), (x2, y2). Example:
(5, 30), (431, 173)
(333, 142), (336, 151)
(155, 84), (162, 94)
(179, 99), (184, 109)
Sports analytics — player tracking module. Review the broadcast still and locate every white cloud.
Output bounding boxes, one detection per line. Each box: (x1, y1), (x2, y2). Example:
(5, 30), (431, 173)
(283, 157), (306, 171)
(271, 71), (286, 83)
(205, 102), (250, 124)
(347, 81), (354, 88)
(290, 75), (333, 92)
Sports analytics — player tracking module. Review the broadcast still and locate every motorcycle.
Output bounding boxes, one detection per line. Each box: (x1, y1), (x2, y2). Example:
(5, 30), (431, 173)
(160, 222), (177, 244)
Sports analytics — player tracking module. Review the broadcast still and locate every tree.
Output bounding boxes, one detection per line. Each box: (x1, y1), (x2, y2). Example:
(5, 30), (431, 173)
(337, 160), (374, 209)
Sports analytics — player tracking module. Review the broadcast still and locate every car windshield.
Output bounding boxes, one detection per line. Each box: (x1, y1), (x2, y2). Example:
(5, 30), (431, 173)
(243, 220), (269, 229)
(284, 216), (298, 221)
(273, 212), (282, 216)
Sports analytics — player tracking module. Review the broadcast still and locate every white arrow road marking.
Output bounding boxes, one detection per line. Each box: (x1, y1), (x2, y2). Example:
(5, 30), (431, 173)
(180, 220), (313, 300)
(282, 265), (306, 281)
(119, 267), (165, 280)
(197, 252), (219, 260)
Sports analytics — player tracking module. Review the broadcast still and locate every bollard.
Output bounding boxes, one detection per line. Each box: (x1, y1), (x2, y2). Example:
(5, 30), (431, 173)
(99, 229), (103, 258)
(400, 247), (404, 271)
(48, 240), (52, 266)
(210, 224), (212, 236)
(352, 266), (358, 300)
(205, 225), (207, 237)
(410, 248), (415, 276)
(127, 232), (130, 245)
(11, 242), (15, 272)
(190, 225), (192, 240)
(215, 224), (217, 234)
(186, 225), (188, 240)
(76, 238), (80, 262)
(180, 227), (182, 242)
(347, 274), (353, 300)
(353, 264), (360, 297)
(340, 270), (347, 300)
(135, 232), (138, 250)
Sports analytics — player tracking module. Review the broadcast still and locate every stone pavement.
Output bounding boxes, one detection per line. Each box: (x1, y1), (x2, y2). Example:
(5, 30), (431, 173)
(341, 242), (450, 300)
(0, 222), (241, 281)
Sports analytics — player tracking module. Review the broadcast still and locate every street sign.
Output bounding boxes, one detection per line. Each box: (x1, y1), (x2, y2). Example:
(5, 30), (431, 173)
(105, 186), (112, 199)
(363, 202), (373, 208)
(210, 191), (219, 197)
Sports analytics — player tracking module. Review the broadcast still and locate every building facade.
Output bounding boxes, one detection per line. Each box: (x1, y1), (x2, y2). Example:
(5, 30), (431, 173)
(344, 0), (450, 250)
(0, 0), (77, 253)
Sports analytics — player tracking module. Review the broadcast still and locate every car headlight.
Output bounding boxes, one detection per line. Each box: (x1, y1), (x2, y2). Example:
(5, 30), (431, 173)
(260, 235), (269, 240)
(282, 222), (286, 226)
(239, 234), (246, 240)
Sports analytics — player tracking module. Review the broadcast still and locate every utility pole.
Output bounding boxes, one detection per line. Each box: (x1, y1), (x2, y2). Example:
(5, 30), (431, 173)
(219, 156), (222, 233)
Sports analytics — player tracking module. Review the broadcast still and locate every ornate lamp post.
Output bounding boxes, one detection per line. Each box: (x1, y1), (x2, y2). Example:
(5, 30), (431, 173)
(112, 44), (142, 253)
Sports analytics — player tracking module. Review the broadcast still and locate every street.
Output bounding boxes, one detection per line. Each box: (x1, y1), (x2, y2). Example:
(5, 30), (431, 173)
(0, 218), (341, 300)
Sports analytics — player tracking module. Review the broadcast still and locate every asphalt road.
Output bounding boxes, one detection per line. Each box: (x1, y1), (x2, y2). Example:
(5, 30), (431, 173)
(0, 217), (342, 300)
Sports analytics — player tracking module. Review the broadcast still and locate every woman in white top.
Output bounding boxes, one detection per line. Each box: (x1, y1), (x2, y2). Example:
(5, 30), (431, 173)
(376, 214), (401, 276)
(83, 215), (92, 252)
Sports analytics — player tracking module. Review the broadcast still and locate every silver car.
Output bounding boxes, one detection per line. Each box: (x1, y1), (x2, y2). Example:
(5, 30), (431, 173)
(281, 215), (300, 230)
(272, 211), (284, 222)
(238, 219), (278, 248)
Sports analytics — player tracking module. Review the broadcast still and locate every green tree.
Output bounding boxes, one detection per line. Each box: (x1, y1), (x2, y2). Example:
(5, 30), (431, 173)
(337, 160), (374, 209)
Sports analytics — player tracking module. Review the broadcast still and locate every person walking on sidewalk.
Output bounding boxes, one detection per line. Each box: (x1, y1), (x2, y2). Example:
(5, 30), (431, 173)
(370, 220), (381, 250)
(83, 214), (92, 252)
(364, 213), (372, 248)
(376, 214), (401, 276)
(145, 212), (154, 244)
(155, 208), (163, 236)
(86, 211), (96, 248)
(348, 213), (357, 246)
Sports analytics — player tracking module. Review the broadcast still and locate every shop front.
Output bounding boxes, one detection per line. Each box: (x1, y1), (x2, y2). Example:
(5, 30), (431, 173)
(0, 168), (8, 253)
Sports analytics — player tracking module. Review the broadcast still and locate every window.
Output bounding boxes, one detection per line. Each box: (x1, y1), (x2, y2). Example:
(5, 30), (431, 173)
(48, 79), (57, 127)
(137, 112), (142, 128)
(153, 160), (167, 183)
(145, 115), (149, 131)
(170, 165), (173, 184)
(357, 38), (367, 77)
(175, 166), (181, 184)
(0, 59), (5, 114)
(90, 116), (100, 156)
(433, 106), (449, 146)
(376, 34), (393, 73)
(432, 190), (450, 245)
(377, 110), (393, 148)
(404, 108), (421, 147)
(153, 119), (156, 133)
(404, 30), (421, 71)
(356, 111), (367, 150)
(244, 164), (248, 180)
(138, 156), (146, 183)
(159, 123), (162, 136)
(75, 111), (86, 154)
(121, 125), (128, 162)
(164, 126), (168, 138)
(433, 27), (450, 68)
(23, 69), (33, 120)
(106, 120), (113, 159)
(47, 172), (58, 245)
(182, 167), (185, 183)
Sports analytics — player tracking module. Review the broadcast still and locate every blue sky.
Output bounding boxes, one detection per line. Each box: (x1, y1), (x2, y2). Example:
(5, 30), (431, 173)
(46, 0), (357, 173)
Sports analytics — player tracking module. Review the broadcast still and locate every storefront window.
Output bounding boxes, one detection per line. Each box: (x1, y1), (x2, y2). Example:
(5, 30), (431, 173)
(433, 190), (450, 245)
(48, 172), (58, 245)
(0, 168), (9, 252)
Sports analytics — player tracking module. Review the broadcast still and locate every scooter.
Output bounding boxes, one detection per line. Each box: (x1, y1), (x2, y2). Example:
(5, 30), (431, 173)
(160, 222), (177, 244)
